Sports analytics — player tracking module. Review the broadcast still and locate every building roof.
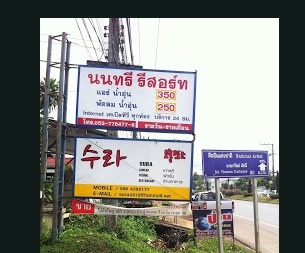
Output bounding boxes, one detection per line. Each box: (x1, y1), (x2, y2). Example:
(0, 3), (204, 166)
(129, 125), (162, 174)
(47, 157), (74, 168)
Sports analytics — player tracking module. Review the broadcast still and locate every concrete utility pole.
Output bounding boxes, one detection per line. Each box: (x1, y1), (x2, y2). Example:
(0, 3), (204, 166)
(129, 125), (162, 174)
(105, 18), (120, 229)
(52, 32), (69, 241)
(261, 143), (275, 190)
(40, 33), (70, 240)
(40, 35), (52, 238)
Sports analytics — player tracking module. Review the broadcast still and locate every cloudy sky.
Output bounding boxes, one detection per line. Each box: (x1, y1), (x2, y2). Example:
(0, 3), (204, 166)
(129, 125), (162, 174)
(40, 18), (279, 175)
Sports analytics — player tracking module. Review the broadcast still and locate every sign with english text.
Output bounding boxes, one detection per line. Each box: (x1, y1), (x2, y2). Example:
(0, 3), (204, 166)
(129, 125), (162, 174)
(73, 136), (193, 200)
(76, 65), (197, 133)
(202, 150), (269, 178)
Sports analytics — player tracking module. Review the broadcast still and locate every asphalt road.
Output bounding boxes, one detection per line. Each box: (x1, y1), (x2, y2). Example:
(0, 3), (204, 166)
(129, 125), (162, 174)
(233, 200), (279, 253)
(233, 215), (278, 253)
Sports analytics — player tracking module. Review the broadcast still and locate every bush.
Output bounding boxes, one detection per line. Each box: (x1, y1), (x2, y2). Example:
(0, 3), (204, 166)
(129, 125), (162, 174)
(225, 189), (242, 196)
(243, 193), (253, 197)
(269, 193), (279, 199)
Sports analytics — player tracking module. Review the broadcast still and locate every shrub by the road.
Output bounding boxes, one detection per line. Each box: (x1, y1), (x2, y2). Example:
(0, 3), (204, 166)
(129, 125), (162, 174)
(40, 215), (254, 253)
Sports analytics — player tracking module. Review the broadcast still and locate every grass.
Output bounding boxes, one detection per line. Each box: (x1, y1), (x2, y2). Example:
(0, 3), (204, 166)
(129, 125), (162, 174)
(40, 215), (255, 253)
(226, 194), (279, 204)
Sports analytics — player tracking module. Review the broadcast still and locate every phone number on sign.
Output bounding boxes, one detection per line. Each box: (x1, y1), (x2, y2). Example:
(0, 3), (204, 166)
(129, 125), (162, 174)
(79, 118), (136, 127)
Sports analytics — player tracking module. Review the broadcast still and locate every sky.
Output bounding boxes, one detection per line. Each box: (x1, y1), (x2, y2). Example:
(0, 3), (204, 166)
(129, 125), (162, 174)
(40, 18), (279, 176)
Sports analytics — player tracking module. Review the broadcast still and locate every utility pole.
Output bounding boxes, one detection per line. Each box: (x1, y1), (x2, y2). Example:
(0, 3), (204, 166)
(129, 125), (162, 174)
(261, 143), (275, 190)
(86, 18), (140, 228)
(105, 18), (120, 229)
(40, 33), (70, 240)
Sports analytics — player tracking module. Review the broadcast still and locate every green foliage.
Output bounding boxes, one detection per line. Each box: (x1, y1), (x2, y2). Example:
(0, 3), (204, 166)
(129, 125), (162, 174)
(227, 194), (279, 204)
(40, 77), (59, 115)
(243, 193), (253, 197)
(186, 238), (252, 253)
(224, 189), (243, 196)
(40, 220), (52, 244)
(116, 216), (156, 241)
(43, 183), (53, 203)
(234, 178), (247, 191)
(40, 214), (254, 253)
(221, 182), (228, 189)
(65, 214), (105, 230)
(192, 172), (204, 191)
(257, 177), (270, 189)
(269, 193), (279, 199)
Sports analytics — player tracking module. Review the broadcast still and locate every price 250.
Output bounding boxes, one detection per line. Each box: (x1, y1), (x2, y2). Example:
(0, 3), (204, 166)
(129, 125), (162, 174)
(156, 102), (176, 113)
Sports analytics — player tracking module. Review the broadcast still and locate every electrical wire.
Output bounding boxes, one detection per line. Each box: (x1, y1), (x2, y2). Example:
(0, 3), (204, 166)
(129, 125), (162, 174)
(88, 18), (106, 60)
(126, 18), (134, 65)
(154, 18), (160, 69)
(75, 18), (92, 60)
(137, 18), (142, 65)
(82, 18), (99, 61)
(95, 18), (108, 61)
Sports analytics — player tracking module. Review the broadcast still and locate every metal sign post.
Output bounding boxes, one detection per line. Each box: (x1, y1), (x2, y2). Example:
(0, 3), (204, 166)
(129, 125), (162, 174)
(202, 149), (269, 253)
(215, 178), (224, 253)
(252, 178), (261, 253)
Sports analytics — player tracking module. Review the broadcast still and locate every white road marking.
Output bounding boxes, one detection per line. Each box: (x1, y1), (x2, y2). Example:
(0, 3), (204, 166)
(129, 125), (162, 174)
(234, 214), (279, 228)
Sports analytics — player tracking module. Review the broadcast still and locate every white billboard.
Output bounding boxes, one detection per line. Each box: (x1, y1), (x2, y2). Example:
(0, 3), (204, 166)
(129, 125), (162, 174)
(76, 65), (197, 133)
(73, 137), (193, 201)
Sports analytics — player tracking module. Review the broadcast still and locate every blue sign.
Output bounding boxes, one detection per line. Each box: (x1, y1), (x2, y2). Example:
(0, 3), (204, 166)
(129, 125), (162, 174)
(192, 209), (234, 237)
(202, 150), (269, 178)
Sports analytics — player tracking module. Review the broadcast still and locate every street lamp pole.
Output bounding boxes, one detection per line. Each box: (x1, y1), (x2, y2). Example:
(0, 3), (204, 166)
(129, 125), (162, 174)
(261, 143), (275, 190)
(271, 144), (275, 190)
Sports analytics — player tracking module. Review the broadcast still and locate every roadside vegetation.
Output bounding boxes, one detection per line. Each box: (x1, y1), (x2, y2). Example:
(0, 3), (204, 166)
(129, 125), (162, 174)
(223, 191), (279, 204)
(40, 215), (254, 253)
(193, 173), (279, 205)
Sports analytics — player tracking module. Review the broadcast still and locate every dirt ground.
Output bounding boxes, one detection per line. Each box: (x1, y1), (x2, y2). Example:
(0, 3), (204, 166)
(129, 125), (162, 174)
(158, 214), (193, 229)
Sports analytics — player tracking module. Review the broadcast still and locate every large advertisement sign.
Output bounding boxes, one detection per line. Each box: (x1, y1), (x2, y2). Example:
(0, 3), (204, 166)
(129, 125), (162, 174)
(202, 150), (269, 178)
(192, 209), (234, 237)
(76, 65), (197, 134)
(72, 199), (191, 216)
(73, 137), (193, 200)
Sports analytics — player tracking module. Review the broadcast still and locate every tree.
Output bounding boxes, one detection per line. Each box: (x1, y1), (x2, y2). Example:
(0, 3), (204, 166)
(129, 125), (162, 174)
(40, 77), (59, 116)
(275, 171), (279, 194)
(234, 178), (247, 191)
(40, 78), (59, 203)
(40, 77), (59, 150)
(221, 182), (229, 189)
(192, 172), (205, 191)
(257, 177), (270, 189)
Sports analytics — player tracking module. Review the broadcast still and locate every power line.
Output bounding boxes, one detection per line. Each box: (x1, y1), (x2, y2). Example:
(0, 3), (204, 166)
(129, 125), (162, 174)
(137, 18), (141, 65)
(154, 18), (160, 69)
(75, 18), (92, 60)
(82, 18), (99, 60)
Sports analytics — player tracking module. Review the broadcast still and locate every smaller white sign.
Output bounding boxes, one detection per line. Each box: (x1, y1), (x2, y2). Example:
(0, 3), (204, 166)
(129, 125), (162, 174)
(76, 65), (197, 133)
(73, 137), (193, 201)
